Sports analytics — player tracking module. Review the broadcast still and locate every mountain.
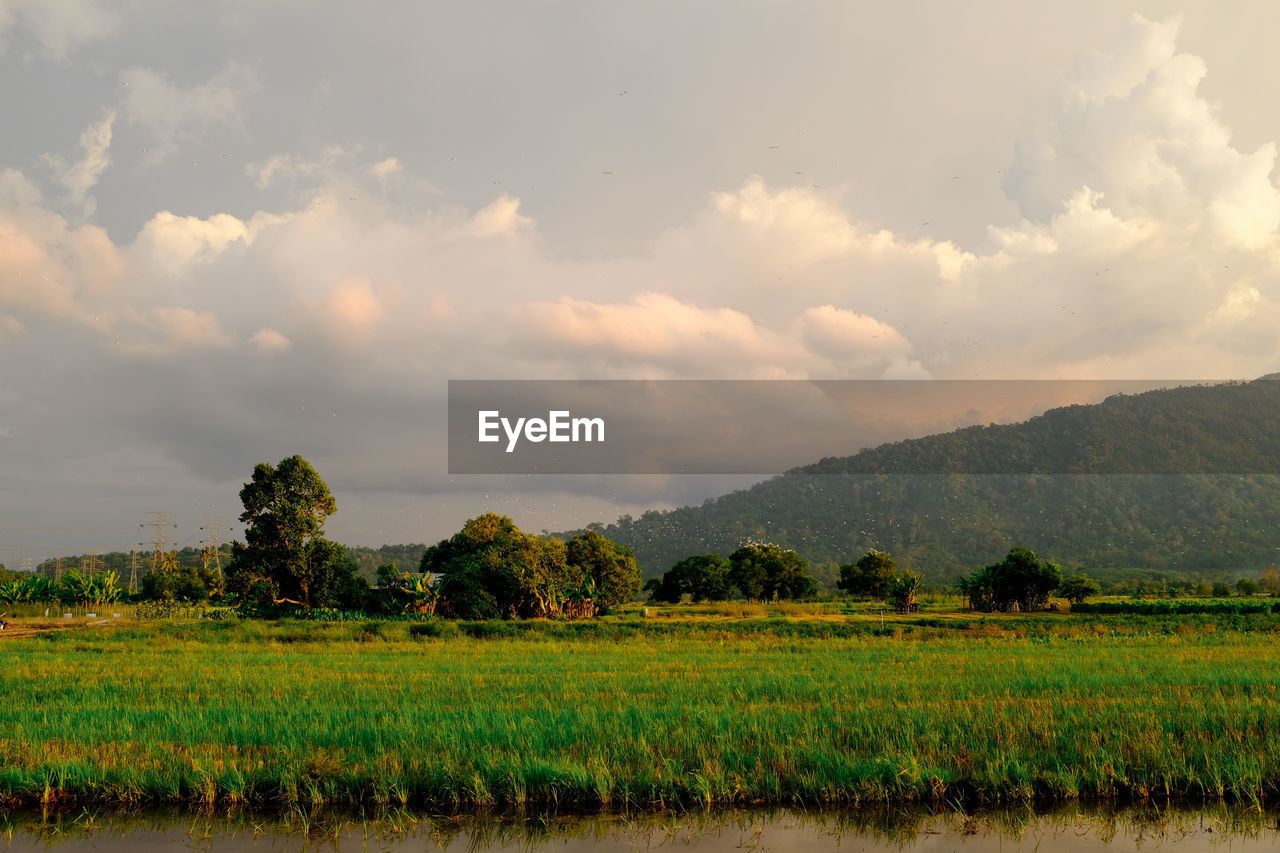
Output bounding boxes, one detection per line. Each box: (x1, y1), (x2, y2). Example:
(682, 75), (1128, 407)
(582, 378), (1280, 582)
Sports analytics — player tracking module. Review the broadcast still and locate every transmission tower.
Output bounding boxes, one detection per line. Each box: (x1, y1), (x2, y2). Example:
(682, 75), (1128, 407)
(141, 512), (177, 574)
(199, 517), (230, 578)
(81, 550), (101, 575)
(128, 550), (140, 595)
(52, 556), (64, 581)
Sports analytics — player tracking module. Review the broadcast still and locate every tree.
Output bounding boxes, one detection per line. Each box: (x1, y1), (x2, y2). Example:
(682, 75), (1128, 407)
(887, 570), (923, 613)
(1237, 577), (1261, 597)
(682, 554), (734, 602)
(958, 547), (1061, 611)
(728, 544), (816, 601)
(1259, 564), (1280, 596)
(648, 554), (733, 604)
(142, 565), (222, 602)
(997, 547), (1061, 610)
(225, 455), (361, 611)
(422, 514), (529, 618)
(838, 550), (897, 600)
(646, 572), (684, 604)
(565, 529), (642, 610)
(956, 564), (997, 611)
(1058, 573), (1101, 605)
(424, 514), (614, 619)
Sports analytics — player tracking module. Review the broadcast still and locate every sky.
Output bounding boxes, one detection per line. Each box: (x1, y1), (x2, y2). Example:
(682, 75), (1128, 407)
(3, 2), (1280, 569)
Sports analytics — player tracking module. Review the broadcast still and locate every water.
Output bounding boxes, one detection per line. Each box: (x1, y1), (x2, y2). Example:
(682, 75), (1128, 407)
(3, 805), (1278, 852)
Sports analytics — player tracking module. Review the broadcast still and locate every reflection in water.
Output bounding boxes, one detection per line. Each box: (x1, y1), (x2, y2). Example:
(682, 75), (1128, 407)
(1, 804), (1278, 852)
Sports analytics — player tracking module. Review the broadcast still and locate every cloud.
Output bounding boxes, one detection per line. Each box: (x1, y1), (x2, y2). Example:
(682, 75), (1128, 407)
(370, 157), (402, 181)
(4, 12), (1280, 562)
(119, 62), (262, 156)
(325, 274), (385, 332)
(0, 0), (118, 59)
(40, 111), (113, 218)
(117, 306), (233, 355)
(0, 204), (122, 322)
(1003, 13), (1280, 251)
(131, 209), (285, 276)
(247, 145), (357, 189)
(518, 293), (808, 378)
(249, 327), (291, 352)
(466, 195), (531, 239)
(797, 305), (914, 365)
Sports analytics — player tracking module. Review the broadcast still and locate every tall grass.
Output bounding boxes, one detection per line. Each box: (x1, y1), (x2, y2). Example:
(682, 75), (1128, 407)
(1, 617), (1279, 811)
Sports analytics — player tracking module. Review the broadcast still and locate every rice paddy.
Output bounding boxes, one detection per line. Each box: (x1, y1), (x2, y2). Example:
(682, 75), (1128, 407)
(1, 614), (1278, 811)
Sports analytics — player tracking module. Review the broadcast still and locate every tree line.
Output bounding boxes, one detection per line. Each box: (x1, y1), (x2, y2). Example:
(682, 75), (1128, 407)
(17, 454), (1276, 619)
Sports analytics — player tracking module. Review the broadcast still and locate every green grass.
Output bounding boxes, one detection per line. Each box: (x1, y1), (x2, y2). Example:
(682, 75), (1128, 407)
(1, 615), (1279, 811)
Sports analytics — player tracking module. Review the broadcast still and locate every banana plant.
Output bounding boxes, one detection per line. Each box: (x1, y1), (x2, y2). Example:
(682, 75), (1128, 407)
(398, 574), (439, 615)
(85, 570), (122, 605)
(22, 575), (55, 602)
(57, 569), (122, 605)
(59, 569), (90, 605)
(0, 580), (26, 604)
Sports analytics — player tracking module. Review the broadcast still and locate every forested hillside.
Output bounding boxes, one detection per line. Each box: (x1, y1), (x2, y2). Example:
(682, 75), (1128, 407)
(582, 378), (1280, 581)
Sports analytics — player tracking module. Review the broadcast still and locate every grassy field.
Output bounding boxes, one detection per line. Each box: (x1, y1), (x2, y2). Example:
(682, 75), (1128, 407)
(1, 611), (1279, 811)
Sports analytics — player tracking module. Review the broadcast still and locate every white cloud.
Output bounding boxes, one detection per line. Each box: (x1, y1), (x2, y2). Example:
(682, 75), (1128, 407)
(0, 203), (121, 322)
(466, 195), (531, 239)
(1003, 14), (1280, 251)
(131, 209), (285, 276)
(247, 145), (356, 189)
(40, 111), (113, 218)
(797, 305), (913, 363)
(119, 62), (262, 156)
(370, 157), (402, 181)
(118, 306), (233, 355)
(249, 327), (291, 352)
(0, 0), (118, 59)
(518, 293), (809, 378)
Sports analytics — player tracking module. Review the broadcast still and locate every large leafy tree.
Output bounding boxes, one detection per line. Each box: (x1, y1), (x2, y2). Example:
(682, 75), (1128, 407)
(837, 549), (897, 599)
(646, 554), (733, 604)
(425, 515), (640, 618)
(564, 529), (642, 610)
(225, 455), (361, 611)
(1058, 572), (1101, 605)
(425, 514), (572, 618)
(728, 543), (816, 601)
(958, 546), (1062, 611)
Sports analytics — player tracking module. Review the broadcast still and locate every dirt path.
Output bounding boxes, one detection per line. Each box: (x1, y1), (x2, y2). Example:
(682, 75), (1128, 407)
(0, 617), (124, 640)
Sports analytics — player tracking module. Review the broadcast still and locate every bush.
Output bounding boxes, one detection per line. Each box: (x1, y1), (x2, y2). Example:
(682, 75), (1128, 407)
(409, 621), (460, 639)
(1072, 599), (1274, 615)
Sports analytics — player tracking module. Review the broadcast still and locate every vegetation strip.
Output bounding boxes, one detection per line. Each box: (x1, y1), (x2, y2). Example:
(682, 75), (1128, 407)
(2, 617), (1279, 811)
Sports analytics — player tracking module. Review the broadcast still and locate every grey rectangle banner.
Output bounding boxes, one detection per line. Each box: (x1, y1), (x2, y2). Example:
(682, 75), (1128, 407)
(446, 379), (1260, 475)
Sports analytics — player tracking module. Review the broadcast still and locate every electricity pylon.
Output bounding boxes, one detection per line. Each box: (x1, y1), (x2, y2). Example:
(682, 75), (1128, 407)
(199, 517), (230, 578)
(141, 512), (177, 574)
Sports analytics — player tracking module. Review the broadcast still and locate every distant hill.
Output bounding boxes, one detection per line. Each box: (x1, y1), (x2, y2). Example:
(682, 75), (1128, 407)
(579, 378), (1280, 582)
(344, 544), (428, 580)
